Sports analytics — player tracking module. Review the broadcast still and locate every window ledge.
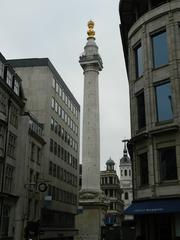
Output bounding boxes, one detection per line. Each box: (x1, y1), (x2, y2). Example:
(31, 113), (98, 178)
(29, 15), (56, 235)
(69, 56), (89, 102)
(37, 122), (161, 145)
(149, 124), (179, 136)
(132, 131), (148, 143)
(138, 185), (150, 190)
(134, 75), (144, 82)
(155, 119), (173, 126)
(158, 180), (178, 187)
(152, 63), (169, 71)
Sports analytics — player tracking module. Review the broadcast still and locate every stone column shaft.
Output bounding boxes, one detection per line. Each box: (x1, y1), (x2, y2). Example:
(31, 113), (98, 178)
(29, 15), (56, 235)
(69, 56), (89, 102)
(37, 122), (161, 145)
(82, 65), (100, 191)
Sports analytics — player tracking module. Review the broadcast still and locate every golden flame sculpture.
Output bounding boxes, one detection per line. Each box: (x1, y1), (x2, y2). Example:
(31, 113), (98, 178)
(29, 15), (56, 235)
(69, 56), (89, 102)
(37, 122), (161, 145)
(87, 20), (95, 38)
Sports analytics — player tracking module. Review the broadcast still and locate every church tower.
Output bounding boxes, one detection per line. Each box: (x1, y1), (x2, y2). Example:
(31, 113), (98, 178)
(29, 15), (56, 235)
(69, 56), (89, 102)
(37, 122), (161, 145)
(119, 140), (133, 211)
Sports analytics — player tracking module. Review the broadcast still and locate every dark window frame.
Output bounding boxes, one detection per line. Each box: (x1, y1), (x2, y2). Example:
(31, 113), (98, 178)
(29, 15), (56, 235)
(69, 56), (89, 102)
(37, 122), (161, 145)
(139, 152), (149, 186)
(158, 146), (177, 182)
(136, 91), (146, 130)
(151, 29), (169, 69)
(134, 42), (144, 79)
(155, 80), (173, 122)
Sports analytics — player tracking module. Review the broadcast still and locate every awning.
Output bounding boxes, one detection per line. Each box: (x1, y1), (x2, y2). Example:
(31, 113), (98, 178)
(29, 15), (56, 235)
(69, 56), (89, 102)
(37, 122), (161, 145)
(124, 198), (180, 215)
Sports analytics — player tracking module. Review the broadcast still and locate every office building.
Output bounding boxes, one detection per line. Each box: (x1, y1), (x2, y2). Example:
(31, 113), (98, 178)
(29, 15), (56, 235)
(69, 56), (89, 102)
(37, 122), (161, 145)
(9, 58), (80, 240)
(119, 0), (180, 239)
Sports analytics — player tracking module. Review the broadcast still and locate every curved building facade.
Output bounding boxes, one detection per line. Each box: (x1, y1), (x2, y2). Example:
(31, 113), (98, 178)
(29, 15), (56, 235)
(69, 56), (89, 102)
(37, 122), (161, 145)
(119, 0), (180, 239)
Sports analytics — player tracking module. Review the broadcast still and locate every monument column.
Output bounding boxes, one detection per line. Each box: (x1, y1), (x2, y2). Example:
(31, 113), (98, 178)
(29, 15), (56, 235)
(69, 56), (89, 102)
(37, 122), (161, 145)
(80, 20), (102, 192)
(75, 21), (107, 240)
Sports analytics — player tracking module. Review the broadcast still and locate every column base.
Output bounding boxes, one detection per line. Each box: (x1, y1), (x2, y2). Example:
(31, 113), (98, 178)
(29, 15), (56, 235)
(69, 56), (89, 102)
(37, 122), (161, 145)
(75, 189), (108, 240)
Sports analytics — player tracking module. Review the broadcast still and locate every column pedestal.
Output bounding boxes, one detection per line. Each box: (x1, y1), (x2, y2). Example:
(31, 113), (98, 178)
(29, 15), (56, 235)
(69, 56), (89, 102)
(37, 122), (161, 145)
(75, 190), (108, 240)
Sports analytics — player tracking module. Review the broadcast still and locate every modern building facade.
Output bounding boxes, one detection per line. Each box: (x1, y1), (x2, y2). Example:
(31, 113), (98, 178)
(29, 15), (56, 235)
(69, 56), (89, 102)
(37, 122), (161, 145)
(119, 0), (180, 239)
(0, 52), (26, 239)
(9, 58), (80, 240)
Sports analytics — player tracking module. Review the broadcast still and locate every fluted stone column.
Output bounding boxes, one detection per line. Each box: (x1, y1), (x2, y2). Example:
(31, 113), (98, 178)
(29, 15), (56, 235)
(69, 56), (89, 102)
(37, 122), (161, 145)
(75, 21), (107, 240)
(80, 23), (102, 193)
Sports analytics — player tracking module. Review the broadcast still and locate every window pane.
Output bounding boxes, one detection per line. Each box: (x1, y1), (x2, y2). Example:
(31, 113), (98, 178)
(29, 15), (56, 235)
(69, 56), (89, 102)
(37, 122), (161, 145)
(156, 82), (173, 121)
(6, 70), (13, 87)
(125, 192), (129, 200)
(159, 147), (177, 181)
(14, 79), (20, 96)
(52, 78), (55, 88)
(137, 92), (146, 129)
(51, 97), (55, 109)
(152, 31), (168, 68)
(135, 44), (144, 78)
(0, 61), (4, 78)
(139, 152), (149, 186)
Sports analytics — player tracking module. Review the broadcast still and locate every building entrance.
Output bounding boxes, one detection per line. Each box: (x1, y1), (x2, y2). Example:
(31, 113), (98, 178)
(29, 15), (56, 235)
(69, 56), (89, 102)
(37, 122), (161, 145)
(155, 215), (172, 240)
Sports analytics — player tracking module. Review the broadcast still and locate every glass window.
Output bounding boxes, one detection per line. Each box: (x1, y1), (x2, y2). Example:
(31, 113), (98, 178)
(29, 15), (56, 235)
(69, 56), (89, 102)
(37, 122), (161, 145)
(0, 125), (5, 156)
(10, 104), (18, 128)
(50, 139), (53, 152)
(58, 145), (61, 158)
(58, 106), (61, 117)
(53, 163), (56, 177)
(51, 97), (55, 109)
(159, 147), (177, 181)
(7, 132), (16, 158)
(109, 189), (113, 197)
(152, 31), (168, 68)
(124, 192), (129, 200)
(6, 70), (13, 88)
(59, 85), (62, 97)
(139, 152), (149, 186)
(1, 205), (10, 236)
(54, 121), (58, 134)
(37, 147), (41, 164)
(52, 77), (55, 88)
(62, 90), (65, 101)
(49, 161), (52, 175)
(137, 92), (146, 129)
(4, 164), (14, 193)
(54, 142), (57, 155)
(155, 82), (173, 122)
(55, 101), (58, 113)
(65, 95), (68, 105)
(0, 91), (7, 115)
(0, 61), (4, 78)
(64, 112), (67, 123)
(55, 82), (59, 93)
(135, 43), (144, 78)
(61, 109), (64, 120)
(30, 142), (35, 161)
(14, 79), (20, 96)
(51, 117), (54, 130)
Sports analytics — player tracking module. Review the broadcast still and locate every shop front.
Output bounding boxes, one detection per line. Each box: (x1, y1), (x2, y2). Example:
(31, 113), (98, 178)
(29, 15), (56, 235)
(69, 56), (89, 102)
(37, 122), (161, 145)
(124, 198), (180, 240)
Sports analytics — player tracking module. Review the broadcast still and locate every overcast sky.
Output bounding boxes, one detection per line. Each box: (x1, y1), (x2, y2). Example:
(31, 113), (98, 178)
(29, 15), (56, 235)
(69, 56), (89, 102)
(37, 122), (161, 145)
(0, 0), (130, 173)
